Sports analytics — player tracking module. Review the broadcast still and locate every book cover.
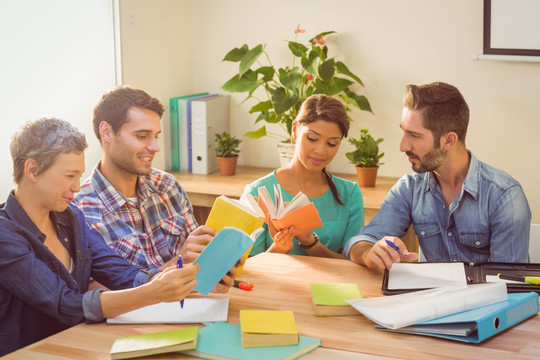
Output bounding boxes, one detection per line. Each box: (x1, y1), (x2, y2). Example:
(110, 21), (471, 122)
(376, 292), (540, 343)
(110, 326), (198, 359)
(106, 297), (229, 324)
(185, 322), (321, 360)
(169, 92), (209, 171)
(346, 282), (508, 329)
(309, 283), (363, 317)
(193, 227), (255, 296)
(257, 185), (323, 234)
(240, 310), (299, 347)
(191, 94), (230, 174)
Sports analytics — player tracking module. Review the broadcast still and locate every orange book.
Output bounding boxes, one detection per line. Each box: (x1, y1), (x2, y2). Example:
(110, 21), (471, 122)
(257, 185), (323, 234)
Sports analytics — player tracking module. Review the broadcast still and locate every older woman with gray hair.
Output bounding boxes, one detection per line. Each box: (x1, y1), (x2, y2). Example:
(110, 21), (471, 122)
(0, 118), (199, 356)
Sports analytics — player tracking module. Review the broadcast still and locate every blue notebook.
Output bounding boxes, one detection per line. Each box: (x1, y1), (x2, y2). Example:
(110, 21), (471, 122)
(376, 292), (539, 343)
(185, 322), (321, 360)
(193, 227), (255, 296)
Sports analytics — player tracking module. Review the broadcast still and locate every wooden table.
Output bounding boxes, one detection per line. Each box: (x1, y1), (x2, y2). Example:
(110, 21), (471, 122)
(169, 166), (418, 252)
(6, 254), (539, 360)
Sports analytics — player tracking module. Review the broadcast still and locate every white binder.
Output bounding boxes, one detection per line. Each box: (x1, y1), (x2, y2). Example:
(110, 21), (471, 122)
(190, 95), (230, 174)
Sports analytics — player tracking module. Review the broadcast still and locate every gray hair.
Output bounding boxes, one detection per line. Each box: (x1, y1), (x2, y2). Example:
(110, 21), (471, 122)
(10, 118), (88, 184)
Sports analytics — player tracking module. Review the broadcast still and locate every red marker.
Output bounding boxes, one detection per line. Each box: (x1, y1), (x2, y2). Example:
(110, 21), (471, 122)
(234, 280), (254, 291)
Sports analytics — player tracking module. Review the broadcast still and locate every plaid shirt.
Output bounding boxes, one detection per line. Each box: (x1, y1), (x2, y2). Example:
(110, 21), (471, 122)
(73, 163), (198, 269)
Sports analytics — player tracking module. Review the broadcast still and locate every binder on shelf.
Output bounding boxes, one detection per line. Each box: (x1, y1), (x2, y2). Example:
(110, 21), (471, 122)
(186, 94), (220, 172)
(190, 94), (230, 174)
(375, 292), (539, 343)
(169, 92), (209, 171)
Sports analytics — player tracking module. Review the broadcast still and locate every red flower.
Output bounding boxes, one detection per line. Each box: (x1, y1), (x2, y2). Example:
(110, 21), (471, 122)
(307, 74), (314, 81)
(313, 35), (325, 45)
(294, 24), (306, 34)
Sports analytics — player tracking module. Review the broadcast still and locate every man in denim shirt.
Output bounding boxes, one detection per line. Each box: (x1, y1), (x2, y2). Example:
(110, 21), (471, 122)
(344, 82), (531, 269)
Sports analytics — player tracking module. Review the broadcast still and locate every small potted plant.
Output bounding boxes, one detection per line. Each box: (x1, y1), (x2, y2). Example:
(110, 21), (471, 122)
(214, 131), (241, 176)
(345, 129), (384, 187)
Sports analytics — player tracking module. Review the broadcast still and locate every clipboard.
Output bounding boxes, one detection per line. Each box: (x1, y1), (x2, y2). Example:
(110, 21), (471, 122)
(375, 292), (539, 343)
(382, 262), (540, 295)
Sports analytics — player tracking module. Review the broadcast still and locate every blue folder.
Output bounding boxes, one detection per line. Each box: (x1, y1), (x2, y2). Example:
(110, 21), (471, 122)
(376, 292), (539, 343)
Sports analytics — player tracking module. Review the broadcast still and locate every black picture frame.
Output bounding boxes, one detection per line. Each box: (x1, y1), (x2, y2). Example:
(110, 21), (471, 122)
(484, 0), (540, 56)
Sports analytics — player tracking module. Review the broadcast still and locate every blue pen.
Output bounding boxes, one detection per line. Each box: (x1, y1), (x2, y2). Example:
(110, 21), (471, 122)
(385, 239), (403, 255)
(177, 255), (184, 308)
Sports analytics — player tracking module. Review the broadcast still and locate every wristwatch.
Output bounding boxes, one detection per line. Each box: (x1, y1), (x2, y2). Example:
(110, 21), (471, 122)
(298, 232), (320, 249)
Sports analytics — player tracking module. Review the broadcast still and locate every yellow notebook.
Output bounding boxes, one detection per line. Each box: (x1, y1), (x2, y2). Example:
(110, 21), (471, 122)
(239, 310), (299, 347)
(109, 327), (198, 359)
(205, 195), (264, 275)
(309, 283), (363, 317)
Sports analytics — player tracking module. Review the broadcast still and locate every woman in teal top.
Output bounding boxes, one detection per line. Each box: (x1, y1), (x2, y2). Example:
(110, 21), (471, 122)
(244, 94), (364, 258)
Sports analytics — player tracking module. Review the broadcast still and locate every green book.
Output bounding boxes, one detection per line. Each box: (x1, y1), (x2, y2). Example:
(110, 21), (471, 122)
(309, 283), (363, 316)
(185, 322), (321, 360)
(109, 326), (198, 359)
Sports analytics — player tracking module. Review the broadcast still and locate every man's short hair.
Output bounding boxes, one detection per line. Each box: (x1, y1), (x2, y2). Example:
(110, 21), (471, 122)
(92, 85), (165, 142)
(403, 82), (469, 146)
(10, 118), (87, 184)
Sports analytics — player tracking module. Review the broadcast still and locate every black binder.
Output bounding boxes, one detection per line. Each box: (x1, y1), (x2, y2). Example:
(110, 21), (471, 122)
(382, 262), (540, 295)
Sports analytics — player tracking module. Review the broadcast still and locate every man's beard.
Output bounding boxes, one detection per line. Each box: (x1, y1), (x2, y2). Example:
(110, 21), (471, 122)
(406, 147), (446, 173)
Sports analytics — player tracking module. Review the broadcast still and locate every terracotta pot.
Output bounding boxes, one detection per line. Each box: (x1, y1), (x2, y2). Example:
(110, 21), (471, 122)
(216, 155), (238, 176)
(355, 166), (378, 187)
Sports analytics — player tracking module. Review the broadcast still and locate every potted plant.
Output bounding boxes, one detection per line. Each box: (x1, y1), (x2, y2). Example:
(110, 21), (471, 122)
(214, 131), (241, 176)
(345, 129), (384, 187)
(221, 25), (373, 164)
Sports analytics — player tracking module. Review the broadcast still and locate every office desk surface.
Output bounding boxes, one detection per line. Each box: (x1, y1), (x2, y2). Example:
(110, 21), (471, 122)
(5, 254), (539, 360)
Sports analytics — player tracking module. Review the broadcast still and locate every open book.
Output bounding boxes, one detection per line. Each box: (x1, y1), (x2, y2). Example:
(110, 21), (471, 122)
(256, 184), (323, 234)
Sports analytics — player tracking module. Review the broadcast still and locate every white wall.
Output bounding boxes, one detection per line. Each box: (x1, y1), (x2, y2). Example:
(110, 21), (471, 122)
(121, 0), (540, 222)
(0, 0), (117, 195)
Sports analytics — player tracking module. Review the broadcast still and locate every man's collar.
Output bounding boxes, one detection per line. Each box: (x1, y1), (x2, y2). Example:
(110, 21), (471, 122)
(425, 151), (479, 199)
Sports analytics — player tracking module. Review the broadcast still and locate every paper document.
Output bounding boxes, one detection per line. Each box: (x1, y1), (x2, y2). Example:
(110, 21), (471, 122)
(107, 297), (229, 324)
(387, 262), (468, 290)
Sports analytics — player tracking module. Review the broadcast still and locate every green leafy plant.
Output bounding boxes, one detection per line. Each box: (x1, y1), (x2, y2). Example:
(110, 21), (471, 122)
(214, 131), (241, 158)
(346, 129), (384, 168)
(221, 25), (373, 141)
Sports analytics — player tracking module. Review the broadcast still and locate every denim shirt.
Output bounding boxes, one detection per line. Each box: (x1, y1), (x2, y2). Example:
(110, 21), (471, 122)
(344, 153), (531, 263)
(0, 193), (157, 356)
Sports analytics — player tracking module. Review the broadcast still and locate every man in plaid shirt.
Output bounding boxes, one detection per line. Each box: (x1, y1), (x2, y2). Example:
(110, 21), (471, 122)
(74, 86), (240, 292)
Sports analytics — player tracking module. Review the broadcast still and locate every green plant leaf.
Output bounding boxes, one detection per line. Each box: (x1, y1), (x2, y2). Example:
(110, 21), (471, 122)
(314, 77), (351, 95)
(301, 50), (319, 75)
(249, 100), (273, 113)
(279, 67), (302, 91)
(221, 70), (263, 93)
(272, 87), (298, 114)
(288, 41), (308, 57)
(319, 58), (335, 83)
(239, 44), (264, 77)
(255, 66), (275, 82)
(335, 61), (364, 86)
(344, 90), (373, 113)
(222, 44), (249, 62)
(244, 126), (267, 139)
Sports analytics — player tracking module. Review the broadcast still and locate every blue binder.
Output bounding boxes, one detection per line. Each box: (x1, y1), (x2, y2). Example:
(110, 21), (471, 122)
(376, 292), (539, 343)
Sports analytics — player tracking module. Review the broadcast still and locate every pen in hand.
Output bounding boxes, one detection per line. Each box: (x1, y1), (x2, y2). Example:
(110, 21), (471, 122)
(385, 239), (403, 255)
(177, 255), (184, 308)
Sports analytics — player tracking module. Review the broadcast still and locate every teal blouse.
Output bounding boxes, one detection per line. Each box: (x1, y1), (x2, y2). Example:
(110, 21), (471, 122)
(244, 172), (364, 256)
